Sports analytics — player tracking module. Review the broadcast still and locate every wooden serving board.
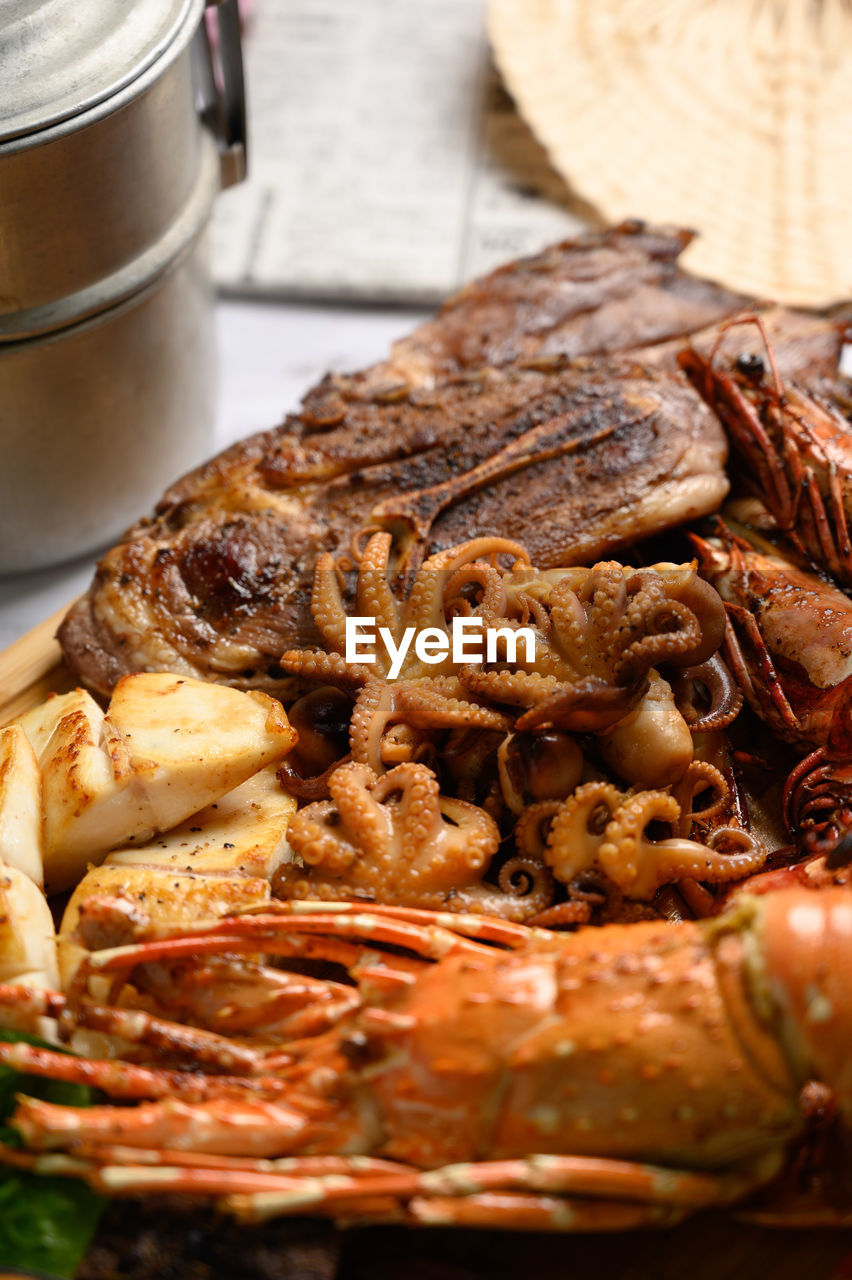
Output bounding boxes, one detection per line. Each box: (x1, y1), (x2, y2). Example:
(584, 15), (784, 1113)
(0, 604), (76, 726)
(0, 612), (850, 1279)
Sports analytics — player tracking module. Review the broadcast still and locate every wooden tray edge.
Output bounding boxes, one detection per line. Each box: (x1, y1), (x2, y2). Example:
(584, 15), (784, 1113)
(0, 604), (76, 725)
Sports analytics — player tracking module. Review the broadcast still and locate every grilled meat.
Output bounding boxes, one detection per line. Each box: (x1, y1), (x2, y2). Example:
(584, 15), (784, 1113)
(59, 222), (831, 698)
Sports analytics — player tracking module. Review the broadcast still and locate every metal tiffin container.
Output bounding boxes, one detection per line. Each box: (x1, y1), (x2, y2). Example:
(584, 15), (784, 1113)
(0, 0), (246, 572)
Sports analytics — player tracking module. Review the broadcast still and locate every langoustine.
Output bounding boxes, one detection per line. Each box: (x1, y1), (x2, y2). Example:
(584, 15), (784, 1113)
(1, 889), (850, 1229)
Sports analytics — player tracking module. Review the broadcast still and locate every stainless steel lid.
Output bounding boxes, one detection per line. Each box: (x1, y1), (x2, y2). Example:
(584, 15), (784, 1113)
(0, 0), (204, 142)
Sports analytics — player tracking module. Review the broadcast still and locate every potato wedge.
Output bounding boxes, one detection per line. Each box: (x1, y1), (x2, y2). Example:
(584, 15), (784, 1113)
(0, 863), (58, 989)
(0, 723), (43, 887)
(59, 766), (295, 989)
(19, 674), (296, 894)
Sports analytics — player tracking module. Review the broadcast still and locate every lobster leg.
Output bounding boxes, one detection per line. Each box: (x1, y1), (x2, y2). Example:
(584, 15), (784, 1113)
(0, 1040), (289, 1101)
(0, 982), (275, 1076)
(223, 1152), (776, 1224)
(403, 1192), (687, 1232)
(81, 912), (492, 974)
(11, 1093), (340, 1158)
(0, 1144), (763, 1229)
(246, 899), (546, 949)
(0, 983), (62, 1038)
(722, 606), (800, 736)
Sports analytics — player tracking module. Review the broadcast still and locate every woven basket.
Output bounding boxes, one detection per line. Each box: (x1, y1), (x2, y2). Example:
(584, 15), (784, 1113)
(488, 0), (852, 305)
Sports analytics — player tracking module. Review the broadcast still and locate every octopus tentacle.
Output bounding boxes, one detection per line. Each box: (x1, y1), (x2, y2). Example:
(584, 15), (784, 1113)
(704, 826), (767, 869)
(348, 524), (386, 566)
(460, 667), (562, 708)
(612, 598), (702, 684)
(670, 655), (743, 733)
(541, 781), (765, 903)
(512, 591), (552, 636)
(310, 552), (350, 656)
(658, 566), (728, 667)
(669, 761), (730, 837)
(445, 854), (556, 921)
(280, 649), (372, 692)
(514, 800), (562, 858)
(349, 678), (511, 776)
(436, 537), (532, 573)
(527, 900), (593, 928)
(420, 675), (469, 699)
(282, 805), (362, 874)
(378, 723), (420, 766)
(278, 755), (352, 802)
(496, 854), (555, 911)
(356, 532), (400, 638)
(442, 563), (507, 627)
(287, 763), (388, 875)
(403, 539), (529, 635)
(350, 678), (397, 773)
(543, 781), (624, 885)
(546, 579), (590, 672)
(516, 676), (648, 735)
(577, 563), (630, 666)
(395, 683), (513, 733)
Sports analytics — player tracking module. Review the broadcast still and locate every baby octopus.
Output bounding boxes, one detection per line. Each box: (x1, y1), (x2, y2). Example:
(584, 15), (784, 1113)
(277, 761), (554, 921)
(281, 533), (526, 774)
(537, 777), (766, 902)
(462, 560), (734, 788)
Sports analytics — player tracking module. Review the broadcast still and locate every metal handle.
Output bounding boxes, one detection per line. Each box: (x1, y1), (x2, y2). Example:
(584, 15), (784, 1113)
(193, 0), (247, 188)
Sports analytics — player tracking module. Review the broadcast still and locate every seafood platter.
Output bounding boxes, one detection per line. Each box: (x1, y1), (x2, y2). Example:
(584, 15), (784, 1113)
(1, 222), (852, 1277)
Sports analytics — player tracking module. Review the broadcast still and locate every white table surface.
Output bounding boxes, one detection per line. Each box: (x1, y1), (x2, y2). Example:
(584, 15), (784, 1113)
(0, 297), (430, 652)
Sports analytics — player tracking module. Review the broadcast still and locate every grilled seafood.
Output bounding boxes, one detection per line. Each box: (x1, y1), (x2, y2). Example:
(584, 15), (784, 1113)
(681, 316), (852, 586)
(1, 890), (850, 1229)
(282, 538), (731, 795)
(10, 227), (852, 1259)
(538, 779), (764, 901)
(277, 761), (553, 921)
(694, 533), (852, 756)
(783, 751), (852, 861)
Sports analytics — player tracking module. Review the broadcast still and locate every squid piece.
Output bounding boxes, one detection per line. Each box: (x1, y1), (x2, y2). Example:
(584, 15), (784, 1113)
(59, 765), (297, 990)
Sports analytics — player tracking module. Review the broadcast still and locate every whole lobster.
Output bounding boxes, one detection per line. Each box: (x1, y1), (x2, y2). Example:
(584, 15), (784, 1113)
(0, 889), (849, 1230)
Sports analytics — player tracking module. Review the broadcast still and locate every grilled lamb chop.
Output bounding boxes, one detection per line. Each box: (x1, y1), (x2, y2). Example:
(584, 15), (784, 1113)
(58, 222), (767, 697)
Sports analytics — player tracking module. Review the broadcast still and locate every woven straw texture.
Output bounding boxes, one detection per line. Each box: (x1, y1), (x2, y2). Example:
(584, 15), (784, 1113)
(488, 0), (852, 305)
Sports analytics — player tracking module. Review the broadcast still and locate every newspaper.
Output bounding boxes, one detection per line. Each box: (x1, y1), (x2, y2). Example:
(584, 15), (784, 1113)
(210, 0), (593, 304)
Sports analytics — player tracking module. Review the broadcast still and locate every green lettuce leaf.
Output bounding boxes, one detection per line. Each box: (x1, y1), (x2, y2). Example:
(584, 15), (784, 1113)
(0, 1028), (105, 1278)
